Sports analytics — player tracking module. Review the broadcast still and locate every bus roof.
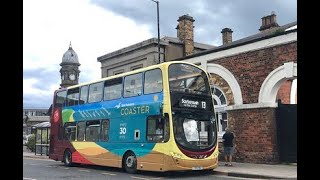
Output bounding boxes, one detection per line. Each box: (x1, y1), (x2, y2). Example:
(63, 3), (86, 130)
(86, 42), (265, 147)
(58, 61), (206, 90)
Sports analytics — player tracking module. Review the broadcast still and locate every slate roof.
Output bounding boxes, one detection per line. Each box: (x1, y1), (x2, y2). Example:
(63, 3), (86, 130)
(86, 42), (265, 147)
(32, 121), (50, 128)
(175, 21), (297, 60)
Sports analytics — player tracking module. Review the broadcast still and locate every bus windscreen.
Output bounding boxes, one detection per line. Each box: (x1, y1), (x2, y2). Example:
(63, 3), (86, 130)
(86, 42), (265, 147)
(168, 64), (210, 95)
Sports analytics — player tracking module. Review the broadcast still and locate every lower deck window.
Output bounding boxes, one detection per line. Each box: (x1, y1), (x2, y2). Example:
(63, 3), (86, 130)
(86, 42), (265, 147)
(147, 116), (164, 142)
(64, 122), (76, 141)
(86, 120), (101, 142)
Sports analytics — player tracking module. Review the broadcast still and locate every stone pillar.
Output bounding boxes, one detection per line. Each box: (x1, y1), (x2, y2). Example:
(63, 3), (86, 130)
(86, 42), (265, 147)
(259, 11), (280, 31)
(221, 28), (233, 45)
(176, 14), (195, 56)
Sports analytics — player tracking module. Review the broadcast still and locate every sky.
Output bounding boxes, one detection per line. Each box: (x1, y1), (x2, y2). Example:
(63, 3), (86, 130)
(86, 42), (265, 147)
(23, 0), (297, 109)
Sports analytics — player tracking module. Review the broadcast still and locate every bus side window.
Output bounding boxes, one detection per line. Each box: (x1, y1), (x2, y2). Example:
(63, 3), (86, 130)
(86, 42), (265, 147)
(79, 86), (88, 104)
(77, 122), (86, 141)
(88, 82), (103, 103)
(55, 90), (67, 108)
(86, 120), (100, 142)
(66, 88), (80, 106)
(104, 78), (122, 101)
(147, 116), (164, 142)
(144, 69), (163, 94)
(124, 73), (142, 97)
(100, 120), (110, 141)
(63, 122), (76, 141)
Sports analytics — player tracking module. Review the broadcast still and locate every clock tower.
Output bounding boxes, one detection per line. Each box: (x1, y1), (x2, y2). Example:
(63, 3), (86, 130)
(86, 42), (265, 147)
(60, 42), (80, 88)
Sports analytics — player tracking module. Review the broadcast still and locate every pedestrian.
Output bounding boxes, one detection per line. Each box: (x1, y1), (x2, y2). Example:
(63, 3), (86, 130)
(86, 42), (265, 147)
(156, 123), (163, 135)
(222, 127), (235, 166)
(155, 123), (164, 142)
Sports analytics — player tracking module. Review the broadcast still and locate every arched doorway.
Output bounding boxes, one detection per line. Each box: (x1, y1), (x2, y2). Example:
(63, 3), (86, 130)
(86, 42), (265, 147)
(259, 62), (297, 163)
(212, 86), (228, 139)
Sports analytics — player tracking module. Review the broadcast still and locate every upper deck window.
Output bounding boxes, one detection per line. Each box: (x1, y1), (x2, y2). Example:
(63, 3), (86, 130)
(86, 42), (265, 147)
(104, 78), (123, 100)
(144, 69), (163, 94)
(124, 73), (142, 97)
(88, 82), (103, 103)
(169, 64), (210, 95)
(79, 86), (88, 104)
(55, 90), (67, 108)
(66, 88), (79, 106)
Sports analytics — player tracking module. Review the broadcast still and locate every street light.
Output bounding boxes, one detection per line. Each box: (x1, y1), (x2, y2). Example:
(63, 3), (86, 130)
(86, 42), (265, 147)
(150, 0), (161, 64)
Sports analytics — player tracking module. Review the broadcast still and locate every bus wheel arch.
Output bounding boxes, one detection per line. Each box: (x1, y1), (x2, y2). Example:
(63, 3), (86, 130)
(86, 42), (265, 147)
(122, 150), (137, 173)
(63, 149), (73, 167)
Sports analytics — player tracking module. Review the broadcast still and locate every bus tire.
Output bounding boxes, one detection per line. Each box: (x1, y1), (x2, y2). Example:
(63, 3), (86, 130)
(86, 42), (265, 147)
(63, 149), (73, 167)
(123, 151), (137, 173)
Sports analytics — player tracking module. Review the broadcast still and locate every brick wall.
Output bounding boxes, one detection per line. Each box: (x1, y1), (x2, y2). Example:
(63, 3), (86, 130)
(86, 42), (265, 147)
(227, 108), (279, 163)
(277, 80), (292, 104)
(208, 42), (297, 104)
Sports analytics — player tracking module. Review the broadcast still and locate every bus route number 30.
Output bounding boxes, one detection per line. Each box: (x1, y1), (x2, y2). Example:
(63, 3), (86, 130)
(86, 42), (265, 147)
(120, 127), (126, 134)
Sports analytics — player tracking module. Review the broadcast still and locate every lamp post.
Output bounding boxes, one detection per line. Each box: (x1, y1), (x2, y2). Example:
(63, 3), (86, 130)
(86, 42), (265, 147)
(151, 0), (161, 64)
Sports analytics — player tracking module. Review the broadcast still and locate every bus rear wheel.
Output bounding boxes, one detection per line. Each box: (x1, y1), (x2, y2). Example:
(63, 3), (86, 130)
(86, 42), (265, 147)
(63, 149), (73, 167)
(123, 152), (137, 173)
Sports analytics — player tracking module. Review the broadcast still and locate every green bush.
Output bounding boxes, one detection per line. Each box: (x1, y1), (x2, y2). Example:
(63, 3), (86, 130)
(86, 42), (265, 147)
(26, 134), (35, 152)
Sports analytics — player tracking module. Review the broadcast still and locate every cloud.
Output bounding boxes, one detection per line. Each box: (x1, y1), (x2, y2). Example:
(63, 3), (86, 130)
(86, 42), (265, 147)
(23, 0), (153, 108)
(24, 0), (296, 108)
(91, 0), (297, 46)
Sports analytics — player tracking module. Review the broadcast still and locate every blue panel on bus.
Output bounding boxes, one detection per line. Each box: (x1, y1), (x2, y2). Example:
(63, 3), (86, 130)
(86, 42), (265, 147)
(62, 93), (163, 157)
(68, 93), (163, 122)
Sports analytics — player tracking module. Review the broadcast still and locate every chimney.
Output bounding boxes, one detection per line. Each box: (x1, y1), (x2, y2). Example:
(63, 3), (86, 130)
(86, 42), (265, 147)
(221, 28), (233, 45)
(259, 11), (279, 31)
(176, 14), (195, 56)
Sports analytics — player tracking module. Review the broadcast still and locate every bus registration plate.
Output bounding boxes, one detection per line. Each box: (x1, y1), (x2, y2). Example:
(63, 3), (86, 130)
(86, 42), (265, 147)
(192, 166), (203, 170)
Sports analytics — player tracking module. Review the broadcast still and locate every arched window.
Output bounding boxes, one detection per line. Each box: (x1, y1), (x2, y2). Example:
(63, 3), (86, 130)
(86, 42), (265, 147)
(212, 86), (228, 137)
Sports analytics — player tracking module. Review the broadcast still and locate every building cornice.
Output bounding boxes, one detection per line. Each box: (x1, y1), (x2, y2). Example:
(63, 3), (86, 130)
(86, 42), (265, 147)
(97, 38), (168, 62)
(224, 102), (278, 111)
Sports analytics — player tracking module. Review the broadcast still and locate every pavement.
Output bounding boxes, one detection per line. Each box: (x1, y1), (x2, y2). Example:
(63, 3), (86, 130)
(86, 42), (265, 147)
(214, 161), (297, 179)
(23, 146), (297, 179)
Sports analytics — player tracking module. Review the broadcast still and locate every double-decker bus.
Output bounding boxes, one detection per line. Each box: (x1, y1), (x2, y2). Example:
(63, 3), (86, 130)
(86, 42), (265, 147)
(49, 61), (218, 173)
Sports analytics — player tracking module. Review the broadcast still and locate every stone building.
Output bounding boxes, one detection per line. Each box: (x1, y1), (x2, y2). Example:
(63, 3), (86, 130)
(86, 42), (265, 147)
(177, 12), (297, 163)
(23, 108), (50, 135)
(23, 43), (82, 134)
(96, 12), (296, 163)
(97, 14), (214, 78)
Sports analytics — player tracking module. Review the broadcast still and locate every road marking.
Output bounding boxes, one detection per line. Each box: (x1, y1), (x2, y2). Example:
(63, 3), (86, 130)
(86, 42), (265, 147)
(23, 177), (37, 180)
(78, 169), (90, 172)
(131, 176), (156, 180)
(63, 167), (69, 170)
(101, 172), (116, 176)
(214, 175), (264, 180)
(29, 163), (40, 166)
(23, 157), (53, 162)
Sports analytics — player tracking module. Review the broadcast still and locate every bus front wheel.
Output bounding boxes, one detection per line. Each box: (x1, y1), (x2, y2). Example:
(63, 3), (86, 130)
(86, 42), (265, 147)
(63, 149), (73, 167)
(123, 152), (137, 173)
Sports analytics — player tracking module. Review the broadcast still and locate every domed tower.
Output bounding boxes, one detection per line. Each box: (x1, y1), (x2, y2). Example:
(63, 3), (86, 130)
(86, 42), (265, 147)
(60, 42), (81, 88)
